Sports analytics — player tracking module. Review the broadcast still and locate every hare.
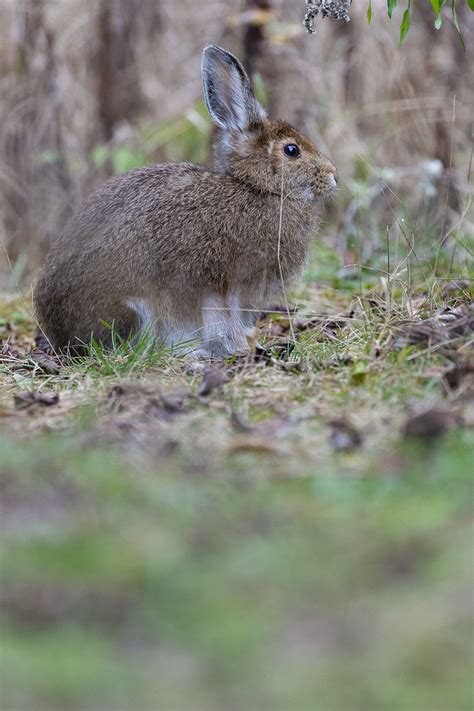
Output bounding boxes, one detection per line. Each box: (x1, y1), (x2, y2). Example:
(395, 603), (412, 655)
(34, 45), (337, 357)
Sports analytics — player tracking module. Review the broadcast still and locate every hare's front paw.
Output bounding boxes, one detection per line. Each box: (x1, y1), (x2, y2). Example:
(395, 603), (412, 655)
(207, 335), (249, 358)
(202, 294), (251, 358)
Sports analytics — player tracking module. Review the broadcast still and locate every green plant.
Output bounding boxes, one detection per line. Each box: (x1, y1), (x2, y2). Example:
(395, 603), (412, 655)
(389, 0), (470, 45)
(303, 0), (473, 44)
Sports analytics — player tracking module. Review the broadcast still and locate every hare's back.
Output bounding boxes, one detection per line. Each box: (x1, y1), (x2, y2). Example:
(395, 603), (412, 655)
(59, 162), (206, 251)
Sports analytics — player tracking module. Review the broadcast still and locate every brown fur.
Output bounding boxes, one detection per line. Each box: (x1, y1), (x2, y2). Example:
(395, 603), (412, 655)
(34, 46), (337, 356)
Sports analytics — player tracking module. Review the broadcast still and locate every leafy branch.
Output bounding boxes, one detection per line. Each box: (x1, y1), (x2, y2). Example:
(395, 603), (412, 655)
(303, 0), (473, 45)
(391, 0), (470, 45)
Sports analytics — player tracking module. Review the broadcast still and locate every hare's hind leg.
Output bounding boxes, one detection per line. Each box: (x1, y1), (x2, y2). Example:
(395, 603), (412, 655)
(202, 294), (250, 358)
(127, 299), (206, 356)
(161, 321), (208, 357)
(126, 298), (159, 345)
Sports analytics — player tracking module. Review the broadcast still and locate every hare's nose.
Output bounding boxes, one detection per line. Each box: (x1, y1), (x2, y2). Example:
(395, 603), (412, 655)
(327, 172), (338, 189)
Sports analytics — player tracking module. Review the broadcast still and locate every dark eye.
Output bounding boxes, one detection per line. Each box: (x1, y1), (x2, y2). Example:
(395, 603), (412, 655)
(284, 144), (300, 158)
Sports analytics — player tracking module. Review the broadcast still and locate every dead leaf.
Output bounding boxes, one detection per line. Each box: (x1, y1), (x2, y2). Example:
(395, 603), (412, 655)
(442, 360), (474, 391)
(434, 303), (474, 335)
(198, 366), (230, 397)
(107, 384), (188, 420)
(260, 311), (349, 343)
(34, 327), (54, 352)
(392, 321), (447, 350)
(28, 349), (62, 374)
(145, 393), (188, 420)
(14, 391), (59, 411)
(441, 280), (472, 298)
(0, 343), (22, 365)
(0, 343), (62, 374)
(0, 320), (35, 351)
(391, 302), (474, 356)
(402, 406), (461, 440)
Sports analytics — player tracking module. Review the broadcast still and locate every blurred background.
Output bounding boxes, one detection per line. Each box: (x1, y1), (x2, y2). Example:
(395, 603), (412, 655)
(0, 0), (473, 288)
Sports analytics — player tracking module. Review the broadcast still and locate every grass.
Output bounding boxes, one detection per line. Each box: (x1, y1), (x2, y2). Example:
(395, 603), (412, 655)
(1, 224), (473, 709)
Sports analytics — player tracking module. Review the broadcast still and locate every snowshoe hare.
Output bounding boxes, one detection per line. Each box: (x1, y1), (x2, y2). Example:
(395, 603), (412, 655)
(34, 45), (337, 357)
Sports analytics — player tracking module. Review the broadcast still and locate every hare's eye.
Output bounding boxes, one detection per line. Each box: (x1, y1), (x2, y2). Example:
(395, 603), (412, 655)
(284, 144), (300, 158)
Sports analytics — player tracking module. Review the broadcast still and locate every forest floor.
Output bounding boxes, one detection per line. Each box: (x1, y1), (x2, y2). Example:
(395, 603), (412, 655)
(1, 240), (473, 710)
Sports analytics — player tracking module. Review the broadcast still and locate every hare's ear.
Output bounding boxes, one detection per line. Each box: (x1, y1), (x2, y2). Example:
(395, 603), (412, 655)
(202, 45), (266, 131)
